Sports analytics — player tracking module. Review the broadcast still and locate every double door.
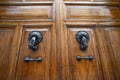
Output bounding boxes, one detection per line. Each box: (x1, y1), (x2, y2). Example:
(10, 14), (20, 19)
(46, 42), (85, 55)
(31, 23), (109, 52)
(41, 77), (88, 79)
(0, 0), (120, 80)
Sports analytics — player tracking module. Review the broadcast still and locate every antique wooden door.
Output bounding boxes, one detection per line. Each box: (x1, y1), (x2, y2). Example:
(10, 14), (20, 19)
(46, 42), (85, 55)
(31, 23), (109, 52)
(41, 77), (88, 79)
(0, 0), (120, 80)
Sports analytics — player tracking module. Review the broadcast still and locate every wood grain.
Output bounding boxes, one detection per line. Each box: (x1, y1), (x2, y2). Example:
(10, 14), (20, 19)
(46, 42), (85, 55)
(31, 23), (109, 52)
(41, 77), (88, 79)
(106, 28), (120, 75)
(16, 25), (52, 80)
(0, 25), (22, 80)
(95, 26), (120, 80)
(0, 0), (21, 2)
(64, 0), (118, 1)
(0, 5), (53, 21)
(0, 0), (120, 80)
(0, 27), (14, 80)
(66, 27), (103, 80)
(65, 5), (120, 20)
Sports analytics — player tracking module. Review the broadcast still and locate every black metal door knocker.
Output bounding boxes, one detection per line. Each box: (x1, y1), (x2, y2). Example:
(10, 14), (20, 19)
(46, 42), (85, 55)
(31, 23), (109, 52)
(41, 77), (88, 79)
(28, 31), (43, 51)
(76, 31), (89, 51)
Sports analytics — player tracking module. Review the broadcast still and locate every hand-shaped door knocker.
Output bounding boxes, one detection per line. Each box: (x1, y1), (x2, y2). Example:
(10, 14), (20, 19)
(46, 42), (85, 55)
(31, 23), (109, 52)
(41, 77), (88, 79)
(28, 31), (43, 51)
(76, 31), (89, 51)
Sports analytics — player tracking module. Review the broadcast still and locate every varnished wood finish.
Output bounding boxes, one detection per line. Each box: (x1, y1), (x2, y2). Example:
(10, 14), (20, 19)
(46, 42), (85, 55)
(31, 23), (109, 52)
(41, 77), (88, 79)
(64, 0), (118, 1)
(0, 5), (54, 21)
(60, 0), (120, 80)
(0, 26), (15, 80)
(95, 26), (120, 80)
(0, 25), (23, 80)
(16, 25), (52, 80)
(65, 5), (120, 21)
(67, 27), (103, 80)
(0, 0), (120, 80)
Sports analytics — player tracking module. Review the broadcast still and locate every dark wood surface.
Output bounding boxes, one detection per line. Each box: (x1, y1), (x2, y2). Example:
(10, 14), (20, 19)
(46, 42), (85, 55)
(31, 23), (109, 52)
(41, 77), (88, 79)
(95, 26), (120, 80)
(67, 27), (103, 80)
(0, 0), (120, 80)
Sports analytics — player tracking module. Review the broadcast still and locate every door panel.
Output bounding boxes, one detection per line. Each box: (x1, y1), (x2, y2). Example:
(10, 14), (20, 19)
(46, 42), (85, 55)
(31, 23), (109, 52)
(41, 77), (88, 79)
(0, 0), (21, 2)
(16, 26), (52, 80)
(96, 27), (120, 80)
(67, 27), (103, 80)
(64, 0), (90, 1)
(64, 5), (120, 21)
(106, 28), (120, 72)
(0, 0), (53, 2)
(26, 0), (54, 1)
(94, 0), (118, 2)
(64, 0), (118, 1)
(0, 5), (54, 21)
(0, 25), (21, 80)
(0, 27), (14, 80)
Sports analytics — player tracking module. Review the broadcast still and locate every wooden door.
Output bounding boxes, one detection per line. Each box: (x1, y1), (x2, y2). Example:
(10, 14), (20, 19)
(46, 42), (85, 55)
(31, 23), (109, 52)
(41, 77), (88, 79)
(0, 0), (58, 80)
(0, 0), (120, 80)
(60, 0), (120, 80)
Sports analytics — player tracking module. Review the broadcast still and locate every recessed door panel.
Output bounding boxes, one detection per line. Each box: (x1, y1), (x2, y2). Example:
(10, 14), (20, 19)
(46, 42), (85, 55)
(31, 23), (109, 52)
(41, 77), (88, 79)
(96, 27), (120, 80)
(0, 28), (14, 80)
(65, 5), (120, 21)
(0, 0), (21, 2)
(0, 5), (53, 21)
(26, 0), (54, 1)
(0, 26), (15, 80)
(64, 0), (117, 1)
(16, 26), (52, 80)
(106, 28), (120, 72)
(64, 0), (89, 1)
(67, 27), (103, 80)
(94, 0), (117, 2)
